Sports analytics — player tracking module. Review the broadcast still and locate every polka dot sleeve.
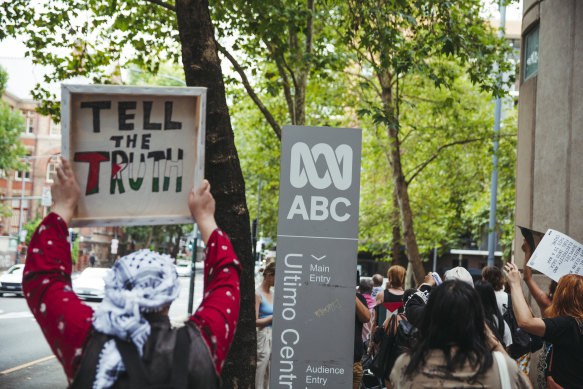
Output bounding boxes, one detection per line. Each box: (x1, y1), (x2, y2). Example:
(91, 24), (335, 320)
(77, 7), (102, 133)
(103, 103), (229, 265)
(188, 228), (241, 374)
(22, 212), (94, 385)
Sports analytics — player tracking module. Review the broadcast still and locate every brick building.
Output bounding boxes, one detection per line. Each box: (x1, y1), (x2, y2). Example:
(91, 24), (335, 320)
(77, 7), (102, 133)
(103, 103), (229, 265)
(0, 90), (117, 270)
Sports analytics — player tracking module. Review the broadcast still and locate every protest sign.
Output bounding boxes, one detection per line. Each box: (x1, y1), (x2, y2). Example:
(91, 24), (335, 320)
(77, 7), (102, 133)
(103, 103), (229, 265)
(527, 229), (583, 282)
(270, 125), (362, 388)
(61, 84), (206, 227)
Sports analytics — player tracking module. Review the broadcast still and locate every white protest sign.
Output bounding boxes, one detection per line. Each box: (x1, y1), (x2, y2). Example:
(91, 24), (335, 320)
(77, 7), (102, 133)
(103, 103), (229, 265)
(527, 229), (583, 282)
(61, 85), (206, 227)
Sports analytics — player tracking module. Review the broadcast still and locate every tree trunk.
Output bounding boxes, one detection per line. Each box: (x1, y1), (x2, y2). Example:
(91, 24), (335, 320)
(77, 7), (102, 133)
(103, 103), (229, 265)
(175, 1), (255, 388)
(171, 227), (183, 259)
(378, 70), (426, 284)
(391, 187), (407, 268)
(145, 228), (153, 249)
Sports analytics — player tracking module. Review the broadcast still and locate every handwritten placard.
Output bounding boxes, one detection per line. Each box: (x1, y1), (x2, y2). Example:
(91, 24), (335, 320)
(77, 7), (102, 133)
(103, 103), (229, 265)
(61, 85), (206, 227)
(527, 229), (583, 282)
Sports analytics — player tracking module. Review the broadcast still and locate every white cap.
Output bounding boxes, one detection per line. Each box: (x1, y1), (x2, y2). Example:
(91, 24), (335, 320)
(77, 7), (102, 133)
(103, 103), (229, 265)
(444, 266), (474, 287)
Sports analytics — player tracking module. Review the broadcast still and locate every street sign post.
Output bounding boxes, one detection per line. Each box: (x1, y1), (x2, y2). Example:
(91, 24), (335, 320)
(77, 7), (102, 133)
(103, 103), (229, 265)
(270, 125), (362, 388)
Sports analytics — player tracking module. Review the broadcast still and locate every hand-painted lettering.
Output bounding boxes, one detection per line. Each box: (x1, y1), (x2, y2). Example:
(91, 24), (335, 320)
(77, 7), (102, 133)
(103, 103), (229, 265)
(143, 101), (162, 130)
(74, 152), (110, 195)
(80, 101), (111, 133)
(118, 101), (136, 130)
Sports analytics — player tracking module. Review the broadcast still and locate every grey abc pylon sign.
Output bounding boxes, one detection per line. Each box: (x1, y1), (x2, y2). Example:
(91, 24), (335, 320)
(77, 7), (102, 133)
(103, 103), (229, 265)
(270, 125), (362, 388)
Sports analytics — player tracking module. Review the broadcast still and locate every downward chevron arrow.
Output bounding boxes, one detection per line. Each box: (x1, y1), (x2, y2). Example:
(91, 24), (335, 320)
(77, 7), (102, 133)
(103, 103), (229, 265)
(311, 255), (326, 261)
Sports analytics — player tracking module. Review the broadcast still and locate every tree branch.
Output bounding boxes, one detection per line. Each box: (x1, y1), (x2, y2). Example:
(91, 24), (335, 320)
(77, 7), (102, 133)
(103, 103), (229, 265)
(306, 0), (314, 55)
(263, 38), (296, 124)
(374, 125), (392, 169)
(401, 93), (443, 104)
(345, 70), (382, 100)
(217, 44), (282, 140)
(143, 0), (175, 12)
(405, 137), (487, 185)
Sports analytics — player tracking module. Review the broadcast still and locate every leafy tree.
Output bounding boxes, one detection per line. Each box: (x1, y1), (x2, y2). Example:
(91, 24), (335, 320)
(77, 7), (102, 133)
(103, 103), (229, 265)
(341, 0), (516, 282)
(212, 0), (350, 139)
(72, 238), (80, 264)
(23, 216), (42, 245)
(358, 66), (518, 266)
(1, 1), (255, 386)
(0, 65), (28, 216)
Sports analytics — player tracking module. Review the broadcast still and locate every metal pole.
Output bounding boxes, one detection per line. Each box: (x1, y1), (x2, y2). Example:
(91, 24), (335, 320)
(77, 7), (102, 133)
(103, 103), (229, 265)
(433, 244), (437, 273)
(488, 2), (506, 266)
(15, 164), (26, 264)
(188, 224), (198, 315)
(255, 174), (262, 262)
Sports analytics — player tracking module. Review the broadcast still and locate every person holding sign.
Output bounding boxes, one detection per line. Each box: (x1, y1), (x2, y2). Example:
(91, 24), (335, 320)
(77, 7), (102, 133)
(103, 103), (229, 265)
(23, 158), (241, 388)
(504, 262), (583, 388)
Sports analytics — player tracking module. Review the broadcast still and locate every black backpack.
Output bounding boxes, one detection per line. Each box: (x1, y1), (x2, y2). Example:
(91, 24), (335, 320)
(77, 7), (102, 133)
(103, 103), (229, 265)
(502, 295), (543, 359)
(70, 327), (191, 389)
(369, 313), (413, 380)
(113, 327), (190, 389)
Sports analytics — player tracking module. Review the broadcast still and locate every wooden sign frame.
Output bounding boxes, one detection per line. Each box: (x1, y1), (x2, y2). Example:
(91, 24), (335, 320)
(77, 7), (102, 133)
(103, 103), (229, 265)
(61, 84), (206, 227)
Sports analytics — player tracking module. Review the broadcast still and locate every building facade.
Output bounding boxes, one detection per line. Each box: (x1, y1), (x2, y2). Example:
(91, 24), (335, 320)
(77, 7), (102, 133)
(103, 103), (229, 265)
(516, 0), (583, 265)
(0, 91), (116, 269)
(0, 92), (61, 267)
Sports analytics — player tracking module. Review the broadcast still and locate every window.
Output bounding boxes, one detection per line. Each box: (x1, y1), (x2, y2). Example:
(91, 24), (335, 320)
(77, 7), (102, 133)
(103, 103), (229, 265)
(25, 111), (35, 134)
(12, 199), (29, 208)
(523, 25), (539, 81)
(15, 170), (31, 181)
(46, 162), (57, 182)
(50, 120), (61, 135)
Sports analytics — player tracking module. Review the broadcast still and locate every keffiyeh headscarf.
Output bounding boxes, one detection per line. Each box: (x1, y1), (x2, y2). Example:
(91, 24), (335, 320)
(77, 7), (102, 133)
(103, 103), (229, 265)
(92, 249), (180, 389)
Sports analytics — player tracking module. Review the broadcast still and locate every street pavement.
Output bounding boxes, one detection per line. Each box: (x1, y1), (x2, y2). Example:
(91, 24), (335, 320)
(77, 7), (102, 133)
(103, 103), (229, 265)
(0, 265), (203, 388)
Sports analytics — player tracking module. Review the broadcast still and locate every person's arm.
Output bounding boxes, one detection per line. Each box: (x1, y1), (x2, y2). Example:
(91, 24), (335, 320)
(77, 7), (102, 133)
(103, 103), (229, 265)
(375, 289), (384, 306)
(504, 262), (546, 337)
(356, 295), (371, 324)
(367, 310), (377, 354)
(23, 158), (94, 384)
(484, 321), (509, 354)
(255, 291), (273, 327)
(521, 239), (552, 314)
(188, 180), (241, 374)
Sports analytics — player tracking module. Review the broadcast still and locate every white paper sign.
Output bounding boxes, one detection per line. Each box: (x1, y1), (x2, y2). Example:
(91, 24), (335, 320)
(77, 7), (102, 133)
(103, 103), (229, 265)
(527, 229), (583, 282)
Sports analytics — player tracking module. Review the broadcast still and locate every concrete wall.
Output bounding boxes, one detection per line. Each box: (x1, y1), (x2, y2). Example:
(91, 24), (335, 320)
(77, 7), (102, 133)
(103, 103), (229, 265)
(516, 0), (583, 266)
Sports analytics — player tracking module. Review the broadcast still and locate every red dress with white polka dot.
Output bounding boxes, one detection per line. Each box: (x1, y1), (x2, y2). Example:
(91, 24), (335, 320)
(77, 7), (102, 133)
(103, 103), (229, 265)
(23, 212), (241, 385)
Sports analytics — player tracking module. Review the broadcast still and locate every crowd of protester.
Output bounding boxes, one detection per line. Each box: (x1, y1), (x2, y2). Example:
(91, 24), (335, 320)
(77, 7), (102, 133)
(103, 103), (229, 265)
(24, 159), (582, 389)
(355, 258), (583, 389)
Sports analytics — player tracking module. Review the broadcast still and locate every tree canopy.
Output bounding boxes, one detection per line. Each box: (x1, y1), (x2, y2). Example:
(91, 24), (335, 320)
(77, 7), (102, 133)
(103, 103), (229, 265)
(0, 0), (520, 385)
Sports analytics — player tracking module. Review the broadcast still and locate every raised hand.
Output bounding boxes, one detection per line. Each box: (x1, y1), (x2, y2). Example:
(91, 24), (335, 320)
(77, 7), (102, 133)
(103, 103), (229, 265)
(503, 262), (522, 287)
(52, 158), (80, 225)
(188, 180), (218, 244)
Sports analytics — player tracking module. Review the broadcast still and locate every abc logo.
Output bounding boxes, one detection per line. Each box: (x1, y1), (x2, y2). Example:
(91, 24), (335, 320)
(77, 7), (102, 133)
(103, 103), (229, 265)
(287, 142), (353, 222)
(289, 142), (352, 190)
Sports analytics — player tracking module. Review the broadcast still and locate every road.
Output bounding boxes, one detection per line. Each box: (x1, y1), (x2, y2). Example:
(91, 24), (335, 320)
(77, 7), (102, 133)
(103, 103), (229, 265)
(0, 265), (204, 389)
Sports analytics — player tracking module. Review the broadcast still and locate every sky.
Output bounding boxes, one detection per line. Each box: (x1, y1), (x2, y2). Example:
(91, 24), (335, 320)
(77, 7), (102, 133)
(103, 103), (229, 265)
(0, 0), (523, 100)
